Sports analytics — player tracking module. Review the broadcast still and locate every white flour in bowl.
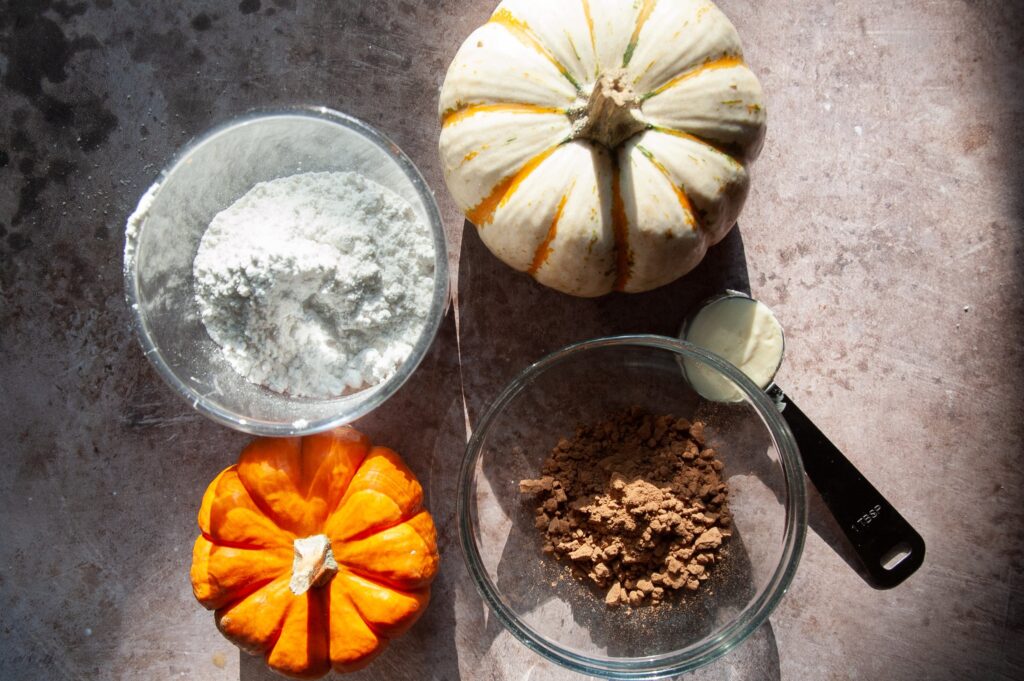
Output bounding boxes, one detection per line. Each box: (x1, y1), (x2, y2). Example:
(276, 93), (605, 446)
(193, 171), (435, 398)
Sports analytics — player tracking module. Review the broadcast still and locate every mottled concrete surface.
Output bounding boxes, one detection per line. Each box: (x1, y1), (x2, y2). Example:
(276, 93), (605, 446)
(1, 1), (1022, 680)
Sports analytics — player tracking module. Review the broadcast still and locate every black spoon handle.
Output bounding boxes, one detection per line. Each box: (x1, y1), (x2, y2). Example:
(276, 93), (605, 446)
(771, 388), (926, 589)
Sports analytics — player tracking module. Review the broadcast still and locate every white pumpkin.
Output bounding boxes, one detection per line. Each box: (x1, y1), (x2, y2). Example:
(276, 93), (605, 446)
(439, 0), (766, 296)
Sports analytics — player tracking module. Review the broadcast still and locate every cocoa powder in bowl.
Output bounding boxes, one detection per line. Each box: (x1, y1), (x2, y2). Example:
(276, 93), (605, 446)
(519, 407), (732, 608)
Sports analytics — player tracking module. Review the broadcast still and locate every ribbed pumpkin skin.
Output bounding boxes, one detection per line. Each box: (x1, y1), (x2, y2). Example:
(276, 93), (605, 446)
(190, 428), (439, 679)
(439, 0), (766, 296)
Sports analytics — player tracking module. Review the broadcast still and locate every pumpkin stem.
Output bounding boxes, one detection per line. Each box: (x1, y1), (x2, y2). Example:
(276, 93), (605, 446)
(571, 69), (647, 149)
(289, 535), (339, 596)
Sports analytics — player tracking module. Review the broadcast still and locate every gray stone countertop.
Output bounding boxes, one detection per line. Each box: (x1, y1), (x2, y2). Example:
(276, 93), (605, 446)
(1, 1), (1022, 679)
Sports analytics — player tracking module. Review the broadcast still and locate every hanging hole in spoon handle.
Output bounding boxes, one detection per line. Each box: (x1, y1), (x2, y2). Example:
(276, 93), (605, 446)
(767, 386), (926, 589)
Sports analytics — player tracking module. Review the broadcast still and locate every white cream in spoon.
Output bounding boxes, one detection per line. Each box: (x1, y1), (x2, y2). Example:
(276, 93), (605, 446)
(682, 296), (785, 402)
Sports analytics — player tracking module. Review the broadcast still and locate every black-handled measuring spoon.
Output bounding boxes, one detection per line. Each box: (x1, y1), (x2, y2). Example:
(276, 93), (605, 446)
(682, 292), (925, 589)
(766, 385), (925, 588)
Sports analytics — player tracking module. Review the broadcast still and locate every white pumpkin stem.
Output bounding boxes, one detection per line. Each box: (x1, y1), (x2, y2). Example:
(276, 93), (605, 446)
(572, 69), (647, 149)
(289, 534), (339, 595)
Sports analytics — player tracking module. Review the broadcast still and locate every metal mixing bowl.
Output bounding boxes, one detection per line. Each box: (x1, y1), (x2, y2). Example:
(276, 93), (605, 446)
(123, 107), (448, 435)
(459, 335), (806, 678)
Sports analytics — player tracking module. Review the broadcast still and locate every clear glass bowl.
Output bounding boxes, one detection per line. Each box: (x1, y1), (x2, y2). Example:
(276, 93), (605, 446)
(123, 107), (448, 435)
(459, 335), (806, 678)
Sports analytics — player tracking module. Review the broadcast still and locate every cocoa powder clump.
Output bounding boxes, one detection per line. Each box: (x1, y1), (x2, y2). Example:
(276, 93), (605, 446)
(519, 407), (732, 607)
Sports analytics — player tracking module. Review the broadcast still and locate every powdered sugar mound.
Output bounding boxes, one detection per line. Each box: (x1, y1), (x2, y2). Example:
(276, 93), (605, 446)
(193, 171), (435, 398)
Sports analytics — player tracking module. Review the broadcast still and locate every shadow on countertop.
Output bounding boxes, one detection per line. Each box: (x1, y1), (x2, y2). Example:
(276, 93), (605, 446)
(455, 216), (755, 426)
(964, 2), (1024, 675)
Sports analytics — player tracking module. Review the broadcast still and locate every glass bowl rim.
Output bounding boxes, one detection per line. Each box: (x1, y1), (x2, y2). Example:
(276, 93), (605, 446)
(122, 105), (450, 436)
(457, 334), (807, 678)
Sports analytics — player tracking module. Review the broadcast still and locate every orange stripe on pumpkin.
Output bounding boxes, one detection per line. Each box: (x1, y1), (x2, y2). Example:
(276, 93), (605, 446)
(611, 160), (632, 291)
(636, 144), (698, 231)
(581, 0), (597, 75)
(489, 8), (582, 90)
(644, 55), (745, 99)
(623, 0), (657, 67)
(466, 146), (560, 228)
(441, 103), (565, 129)
(528, 186), (573, 276)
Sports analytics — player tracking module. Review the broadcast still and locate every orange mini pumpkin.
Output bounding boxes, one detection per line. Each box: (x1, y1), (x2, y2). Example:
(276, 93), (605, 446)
(190, 427), (439, 678)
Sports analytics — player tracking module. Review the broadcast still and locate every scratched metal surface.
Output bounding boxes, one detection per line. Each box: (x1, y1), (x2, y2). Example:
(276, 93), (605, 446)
(1, 0), (1022, 679)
